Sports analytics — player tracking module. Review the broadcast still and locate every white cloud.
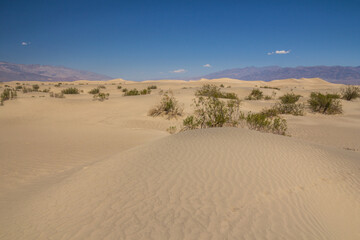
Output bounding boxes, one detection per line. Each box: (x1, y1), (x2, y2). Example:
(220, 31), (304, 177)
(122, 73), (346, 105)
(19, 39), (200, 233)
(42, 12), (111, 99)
(21, 41), (30, 46)
(203, 64), (211, 68)
(171, 69), (186, 73)
(267, 50), (290, 55)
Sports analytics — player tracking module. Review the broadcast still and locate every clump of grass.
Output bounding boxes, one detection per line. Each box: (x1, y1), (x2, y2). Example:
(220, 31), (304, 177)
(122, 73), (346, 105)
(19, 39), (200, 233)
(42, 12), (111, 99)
(148, 92), (183, 119)
(49, 92), (65, 98)
(341, 85), (360, 101)
(61, 88), (80, 94)
(182, 96), (242, 130)
(88, 88), (100, 94)
(245, 112), (287, 135)
(195, 84), (238, 99)
(93, 92), (110, 101)
(308, 92), (342, 114)
(1, 88), (17, 105)
(166, 126), (177, 134)
(245, 89), (263, 100)
(147, 85), (157, 90)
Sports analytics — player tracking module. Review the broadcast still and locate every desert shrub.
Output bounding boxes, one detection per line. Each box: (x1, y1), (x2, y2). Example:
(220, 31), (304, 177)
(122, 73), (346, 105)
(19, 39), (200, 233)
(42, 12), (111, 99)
(61, 88), (79, 94)
(122, 88), (128, 92)
(140, 89), (151, 95)
(15, 85), (23, 90)
(260, 86), (280, 90)
(227, 85), (231, 88)
(148, 92), (183, 119)
(54, 83), (62, 87)
(147, 85), (157, 90)
(88, 88), (100, 94)
(117, 85), (122, 89)
(264, 95), (272, 100)
(42, 88), (50, 93)
(279, 92), (302, 104)
(166, 126), (177, 134)
(98, 85), (106, 89)
(273, 102), (305, 116)
(308, 92), (342, 114)
(196, 84), (238, 99)
(246, 112), (287, 135)
(245, 89), (263, 100)
(260, 108), (279, 117)
(22, 87), (33, 93)
(341, 85), (360, 101)
(49, 92), (65, 98)
(1, 88), (17, 105)
(124, 88), (140, 96)
(182, 96), (242, 130)
(32, 84), (40, 91)
(93, 92), (110, 101)
(220, 84), (224, 88)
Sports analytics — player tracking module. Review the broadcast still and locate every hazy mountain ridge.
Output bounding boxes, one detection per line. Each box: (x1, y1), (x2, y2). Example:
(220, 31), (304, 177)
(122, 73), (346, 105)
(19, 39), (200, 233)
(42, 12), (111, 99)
(201, 66), (360, 84)
(0, 62), (112, 82)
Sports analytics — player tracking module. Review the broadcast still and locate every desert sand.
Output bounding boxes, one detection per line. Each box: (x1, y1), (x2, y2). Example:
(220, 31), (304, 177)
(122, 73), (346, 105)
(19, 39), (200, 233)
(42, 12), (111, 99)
(0, 78), (360, 239)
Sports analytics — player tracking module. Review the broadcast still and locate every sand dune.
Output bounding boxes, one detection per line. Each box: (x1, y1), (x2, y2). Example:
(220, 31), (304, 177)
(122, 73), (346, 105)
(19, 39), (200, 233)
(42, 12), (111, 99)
(1, 128), (360, 239)
(1, 78), (360, 239)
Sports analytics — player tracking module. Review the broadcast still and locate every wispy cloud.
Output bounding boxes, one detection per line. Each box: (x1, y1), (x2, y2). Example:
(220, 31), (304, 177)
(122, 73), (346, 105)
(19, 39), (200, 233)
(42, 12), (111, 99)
(171, 69), (186, 73)
(21, 41), (30, 46)
(267, 50), (290, 55)
(203, 64), (211, 68)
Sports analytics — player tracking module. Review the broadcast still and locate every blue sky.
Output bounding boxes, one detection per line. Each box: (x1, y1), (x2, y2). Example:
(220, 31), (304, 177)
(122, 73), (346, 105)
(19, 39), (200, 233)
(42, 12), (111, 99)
(0, 0), (359, 80)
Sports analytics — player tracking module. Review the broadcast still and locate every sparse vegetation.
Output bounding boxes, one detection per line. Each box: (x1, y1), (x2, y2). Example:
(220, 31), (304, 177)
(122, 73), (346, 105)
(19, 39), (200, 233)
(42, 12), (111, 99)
(279, 92), (302, 104)
(32, 84), (40, 91)
(93, 92), (110, 101)
(49, 92), (65, 98)
(88, 88), (100, 94)
(260, 86), (280, 90)
(15, 85), (23, 90)
(245, 89), (263, 100)
(195, 84), (238, 99)
(147, 85), (157, 90)
(245, 112), (287, 135)
(140, 89), (151, 95)
(117, 85), (122, 89)
(166, 126), (177, 134)
(308, 92), (342, 114)
(341, 85), (360, 101)
(148, 92), (183, 119)
(122, 88), (128, 92)
(1, 88), (17, 105)
(124, 88), (151, 96)
(61, 87), (80, 94)
(54, 83), (62, 87)
(98, 85), (106, 89)
(220, 84), (224, 88)
(22, 87), (33, 93)
(273, 102), (305, 116)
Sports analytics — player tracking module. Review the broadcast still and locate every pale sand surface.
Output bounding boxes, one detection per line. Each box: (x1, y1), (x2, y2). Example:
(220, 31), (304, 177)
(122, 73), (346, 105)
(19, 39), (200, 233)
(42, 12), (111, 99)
(0, 78), (359, 239)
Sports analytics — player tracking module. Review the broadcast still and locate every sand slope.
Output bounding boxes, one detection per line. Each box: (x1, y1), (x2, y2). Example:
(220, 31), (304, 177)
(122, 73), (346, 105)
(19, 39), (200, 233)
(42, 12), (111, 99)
(1, 128), (359, 240)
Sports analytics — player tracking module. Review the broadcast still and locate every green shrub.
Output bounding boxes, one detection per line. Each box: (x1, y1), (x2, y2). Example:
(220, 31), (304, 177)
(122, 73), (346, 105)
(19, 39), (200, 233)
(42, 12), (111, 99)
(93, 92), (109, 101)
(220, 84), (224, 88)
(196, 84), (238, 99)
(15, 85), (23, 90)
(182, 96), (242, 130)
(22, 87), (33, 93)
(98, 85), (106, 89)
(264, 95), (272, 100)
(122, 88), (128, 92)
(147, 85), (157, 90)
(54, 83), (62, 87)
(61, 88), (80, 94)
(273, 102), (305, 116)
(32, 84), (40, 91)
(341, 85), (360, 101)
(260, 108), (279, 117)
(246, 112), (287, 135)
(279, 92), (302, 104)
(140, 89), (151, 95)
(308, 92), (342, 114)
(117, 85), (122, 89)
(148, 92), (183, 119)
(124, 88), (140, 96)
(89, 88), (100, 94)
(1, 88), (17, 105)
(260, 86), (280, 90)
(245, 89), (263, 100)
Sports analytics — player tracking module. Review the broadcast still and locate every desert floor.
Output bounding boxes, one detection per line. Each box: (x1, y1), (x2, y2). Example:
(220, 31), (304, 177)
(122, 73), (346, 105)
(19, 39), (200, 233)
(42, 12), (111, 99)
(0, 78), (360, 239)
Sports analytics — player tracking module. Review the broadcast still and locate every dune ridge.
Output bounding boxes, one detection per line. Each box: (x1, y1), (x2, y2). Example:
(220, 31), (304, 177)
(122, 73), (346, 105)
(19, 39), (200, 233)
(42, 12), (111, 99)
(1, 128), (359, 240)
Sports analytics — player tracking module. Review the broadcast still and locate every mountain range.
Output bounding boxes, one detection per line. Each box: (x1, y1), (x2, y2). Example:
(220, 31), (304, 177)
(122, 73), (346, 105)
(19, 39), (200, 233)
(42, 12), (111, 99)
(200, 66), (360, 84)
(0, 62), (112, 82)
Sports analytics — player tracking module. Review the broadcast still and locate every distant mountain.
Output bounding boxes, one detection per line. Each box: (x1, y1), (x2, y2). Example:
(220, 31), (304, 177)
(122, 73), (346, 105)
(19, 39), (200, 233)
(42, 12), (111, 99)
(0, 62), (113, 82)
(200, 66), (360, 85)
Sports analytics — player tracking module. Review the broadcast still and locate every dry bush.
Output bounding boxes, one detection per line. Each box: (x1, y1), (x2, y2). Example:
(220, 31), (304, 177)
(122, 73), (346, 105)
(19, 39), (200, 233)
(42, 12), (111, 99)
(245, 89), (263, 100)
(149, 92), (183, 119)
(195, 84), (238, 99)
(341, 85), (360, 101)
